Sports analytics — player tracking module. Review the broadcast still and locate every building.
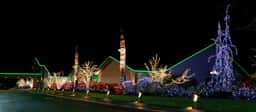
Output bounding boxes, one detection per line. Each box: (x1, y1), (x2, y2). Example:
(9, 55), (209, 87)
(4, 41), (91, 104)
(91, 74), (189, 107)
(96, 43), (249, 84)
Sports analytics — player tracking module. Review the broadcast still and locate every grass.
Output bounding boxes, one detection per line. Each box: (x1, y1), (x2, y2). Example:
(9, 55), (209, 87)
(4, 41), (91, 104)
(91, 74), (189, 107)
(31, 89), (256, 112)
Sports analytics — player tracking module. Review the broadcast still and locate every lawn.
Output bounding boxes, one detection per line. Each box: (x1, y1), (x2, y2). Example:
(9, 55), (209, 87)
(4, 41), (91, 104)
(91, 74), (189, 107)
(32, 89), (256, 112)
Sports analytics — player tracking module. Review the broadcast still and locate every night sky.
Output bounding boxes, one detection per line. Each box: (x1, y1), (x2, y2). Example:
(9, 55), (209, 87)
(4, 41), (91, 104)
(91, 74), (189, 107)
(1, 1), (256, 74)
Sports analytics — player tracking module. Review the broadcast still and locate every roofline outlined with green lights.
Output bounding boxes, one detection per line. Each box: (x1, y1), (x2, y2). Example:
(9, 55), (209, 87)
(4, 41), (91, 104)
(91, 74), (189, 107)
(233, 60), (250, 76)
(167, 43), (215, 71)
(0, 43), (250, 77)
(35, 57), (51, 76)
(97, 43), (250, 75)
(98, 56), (152, 73)
(0, 57), (51, 77)
(98, 43), (216, 73)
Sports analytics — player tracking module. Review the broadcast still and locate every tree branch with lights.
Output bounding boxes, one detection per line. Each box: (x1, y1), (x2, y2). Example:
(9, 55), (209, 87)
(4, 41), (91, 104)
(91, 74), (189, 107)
(144, 54), (168, 84)
(144, 54), (194, 86)
(80, 61), (98, 93)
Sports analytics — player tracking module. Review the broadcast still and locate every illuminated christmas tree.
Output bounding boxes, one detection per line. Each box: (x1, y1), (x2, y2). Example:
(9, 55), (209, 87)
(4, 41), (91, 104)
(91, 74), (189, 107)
(208, 5), (238, 92)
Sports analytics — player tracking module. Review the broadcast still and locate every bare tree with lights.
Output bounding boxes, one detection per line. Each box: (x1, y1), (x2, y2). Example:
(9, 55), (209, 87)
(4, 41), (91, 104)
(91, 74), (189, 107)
(165, 68), (195, 86)
(52, 72), (67, 90)
(144, 54), (168, 84)
(144, 54), (194, 85)
(45, 76), (54, 89)
(80, 61), (98, 94)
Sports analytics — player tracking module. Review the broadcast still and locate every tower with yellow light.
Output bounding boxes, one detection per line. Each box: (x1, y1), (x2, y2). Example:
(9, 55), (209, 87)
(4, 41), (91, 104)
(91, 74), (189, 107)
(72, 46), (79, 93)
(119, 33), (126, 83)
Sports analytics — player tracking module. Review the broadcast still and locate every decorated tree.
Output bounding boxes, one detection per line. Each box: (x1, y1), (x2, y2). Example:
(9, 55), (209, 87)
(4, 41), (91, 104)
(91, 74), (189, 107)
(45, 76), (54, 89)
(17, 78), (26, 88)
(43, 72), (67, 90)
(164, 68), (195, 86)
(208, 5), (237, 92)
(80, 61), (98, 94)
(144, 54), (194, 85)
(53, 72), (67, 90)
(17, 78), (33, 88)
(144, 54), (168, 84)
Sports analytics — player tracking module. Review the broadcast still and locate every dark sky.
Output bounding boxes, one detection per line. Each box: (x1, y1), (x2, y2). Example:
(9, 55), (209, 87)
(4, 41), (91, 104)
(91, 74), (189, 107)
(1, 1), (256, 74)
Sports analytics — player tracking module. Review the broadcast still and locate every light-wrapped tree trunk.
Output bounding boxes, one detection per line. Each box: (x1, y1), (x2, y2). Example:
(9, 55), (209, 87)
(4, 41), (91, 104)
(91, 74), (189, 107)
(144, 54), (168, 84)
(80, 61), (98, 94)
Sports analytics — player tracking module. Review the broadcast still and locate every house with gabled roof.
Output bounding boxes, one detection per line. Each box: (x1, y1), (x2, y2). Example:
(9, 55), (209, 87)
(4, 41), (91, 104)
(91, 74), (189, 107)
(96, 43), (249, 84)
(0, 44), (249, 88)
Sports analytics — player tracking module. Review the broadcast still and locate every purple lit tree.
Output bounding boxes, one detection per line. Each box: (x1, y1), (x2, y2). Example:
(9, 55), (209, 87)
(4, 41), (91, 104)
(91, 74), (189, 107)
(208, 5), (238, 92)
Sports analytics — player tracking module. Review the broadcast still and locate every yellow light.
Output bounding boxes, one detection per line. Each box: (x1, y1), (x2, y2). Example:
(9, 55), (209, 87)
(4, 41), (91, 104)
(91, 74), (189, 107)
(135, 104), (144, 110)
(107, 90), (110, 96)
(86, 90), (90, 95)
(138, 91), (142, 99)
(95, 70), (101, 75)
(193, 94), (199, 103)
(185, 106), (193, 111)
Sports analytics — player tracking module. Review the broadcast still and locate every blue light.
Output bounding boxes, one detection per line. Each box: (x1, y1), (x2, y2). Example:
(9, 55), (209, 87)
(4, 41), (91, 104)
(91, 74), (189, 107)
(208, 4), (237, 92)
